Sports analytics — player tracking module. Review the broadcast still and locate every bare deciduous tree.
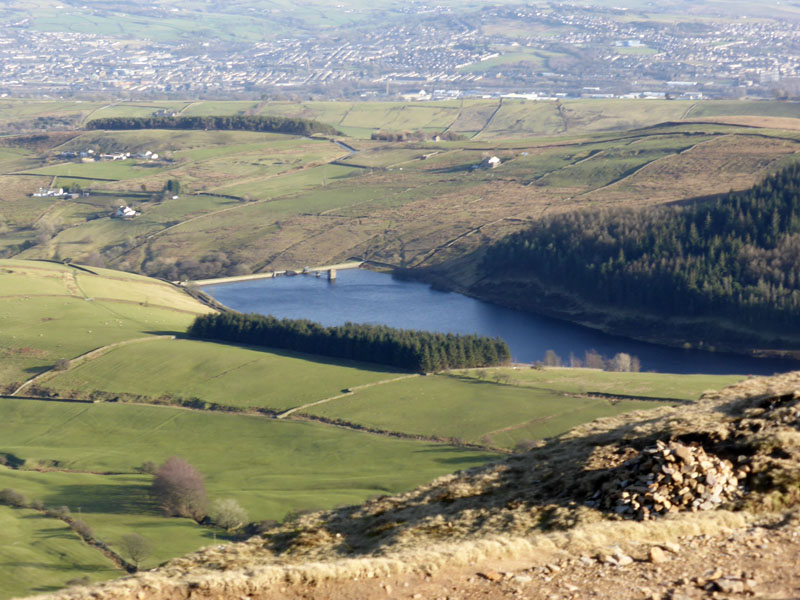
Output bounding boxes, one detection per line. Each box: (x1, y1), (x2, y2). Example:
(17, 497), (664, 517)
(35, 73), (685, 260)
(120, 533), (151, 570)
(151, 456), (208, 521)
(584, 349), (606, 370)
(543, 349), (562, 367)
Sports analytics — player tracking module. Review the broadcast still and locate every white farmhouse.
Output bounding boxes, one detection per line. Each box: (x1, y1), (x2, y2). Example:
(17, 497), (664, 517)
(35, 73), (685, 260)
(114, 205), (139, 219)
(479, 156), (501, 169)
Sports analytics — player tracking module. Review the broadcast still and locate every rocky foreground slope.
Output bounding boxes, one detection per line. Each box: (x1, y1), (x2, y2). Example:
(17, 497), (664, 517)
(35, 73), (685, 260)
(33, 372), (800, 600)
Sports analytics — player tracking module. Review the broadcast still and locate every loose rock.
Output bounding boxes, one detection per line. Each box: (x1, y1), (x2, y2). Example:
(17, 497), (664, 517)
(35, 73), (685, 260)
(649, 546), (668, 564)
(603, 441), (745, 520)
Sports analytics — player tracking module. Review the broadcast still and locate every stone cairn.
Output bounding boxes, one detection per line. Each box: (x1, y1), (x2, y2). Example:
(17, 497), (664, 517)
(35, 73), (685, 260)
(600, 440), (747, 520)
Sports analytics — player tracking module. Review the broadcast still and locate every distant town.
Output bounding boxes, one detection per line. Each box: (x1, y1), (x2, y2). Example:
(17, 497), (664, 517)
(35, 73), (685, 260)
(2, 2), (799, 100)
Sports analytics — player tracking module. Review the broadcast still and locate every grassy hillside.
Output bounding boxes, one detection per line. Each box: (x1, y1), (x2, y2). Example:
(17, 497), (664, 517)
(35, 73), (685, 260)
(304, 373), (665, 447)
(0, 261), (502, 597)
(1, 101), (799, 284)
(303, 369), (743, 448)
(0, 260), (749, 599)
(30, 371), (800, 600)
(0, 259), (210, 390)
(39, 338), (402, 411)
(0, 505), (118, 599)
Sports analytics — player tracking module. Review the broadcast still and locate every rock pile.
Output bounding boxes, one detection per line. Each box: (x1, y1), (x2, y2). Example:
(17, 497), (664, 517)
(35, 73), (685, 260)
(601, 440), (747, 520)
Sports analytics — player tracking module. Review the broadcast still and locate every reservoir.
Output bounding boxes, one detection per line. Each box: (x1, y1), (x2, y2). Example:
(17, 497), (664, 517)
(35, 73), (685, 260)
(202, 268), (800, 375)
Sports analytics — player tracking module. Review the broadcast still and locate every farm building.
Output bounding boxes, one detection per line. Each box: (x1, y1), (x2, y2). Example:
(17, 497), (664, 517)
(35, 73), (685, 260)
(114, 205), (139, 219)
(478, 156), (501, 169)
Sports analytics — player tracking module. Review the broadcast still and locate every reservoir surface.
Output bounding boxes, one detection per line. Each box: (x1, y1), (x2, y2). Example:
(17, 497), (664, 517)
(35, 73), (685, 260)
(202, 268), (799, 375)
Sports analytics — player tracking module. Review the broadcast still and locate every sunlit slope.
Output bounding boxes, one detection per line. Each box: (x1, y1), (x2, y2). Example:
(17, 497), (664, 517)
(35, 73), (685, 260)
(0, 505), (118, 599)
(0, 259), (211, 390)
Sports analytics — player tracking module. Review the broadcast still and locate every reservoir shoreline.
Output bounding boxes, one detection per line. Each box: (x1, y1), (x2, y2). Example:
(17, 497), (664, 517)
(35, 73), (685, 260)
(200, 267), (800, 375)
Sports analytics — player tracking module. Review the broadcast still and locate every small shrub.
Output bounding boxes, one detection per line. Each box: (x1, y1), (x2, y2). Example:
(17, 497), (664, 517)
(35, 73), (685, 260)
(70, 519), (93, 539)
(0, 488), (27, 507)
(210, 498), (249, 532)
(65, 576), (90, 587)
(46, 505), (71, 519)
(53, 358), (71, 371)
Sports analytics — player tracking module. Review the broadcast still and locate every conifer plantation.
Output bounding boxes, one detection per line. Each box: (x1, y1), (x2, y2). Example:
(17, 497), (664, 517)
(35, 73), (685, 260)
(187, 313), (510, 372)
(481, 163), (800, 333)
(86, 115), (339, 136)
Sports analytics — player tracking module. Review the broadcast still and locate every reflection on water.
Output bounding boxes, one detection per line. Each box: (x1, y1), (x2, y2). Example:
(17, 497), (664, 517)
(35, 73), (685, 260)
(202, 269), (800, 375)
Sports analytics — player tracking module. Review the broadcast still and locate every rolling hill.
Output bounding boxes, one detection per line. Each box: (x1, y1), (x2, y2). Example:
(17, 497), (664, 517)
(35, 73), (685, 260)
(0, 259), (742, 599)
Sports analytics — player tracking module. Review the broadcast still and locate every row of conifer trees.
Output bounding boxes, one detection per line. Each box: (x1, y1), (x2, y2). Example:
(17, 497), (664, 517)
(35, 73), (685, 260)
(187, 312), (510, 372)
(86, 115), (339, 136)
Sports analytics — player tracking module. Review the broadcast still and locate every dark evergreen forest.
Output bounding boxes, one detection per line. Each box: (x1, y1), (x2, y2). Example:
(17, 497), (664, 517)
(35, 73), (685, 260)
(481, 163), (800, 332)
(187, 313), (510, 372)
(86, 115), (339, 136)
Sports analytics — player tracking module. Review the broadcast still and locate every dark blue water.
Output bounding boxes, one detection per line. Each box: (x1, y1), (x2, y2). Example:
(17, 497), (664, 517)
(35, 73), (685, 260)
(202, 269), (800, 375)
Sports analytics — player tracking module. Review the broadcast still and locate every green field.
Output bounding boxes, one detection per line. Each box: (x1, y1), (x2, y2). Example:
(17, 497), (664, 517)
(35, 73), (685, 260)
(0, 398), (496, 592)
(0, 505), (118, 599)
(66, 98), (800, 140)
(0, 257), (752, 599)
(23, 160), (172, 182)
(473, 366), (745, 400)
(41, 338), (402, 411)
(0, 260), (209, 388)
(301, 368), (743, 448)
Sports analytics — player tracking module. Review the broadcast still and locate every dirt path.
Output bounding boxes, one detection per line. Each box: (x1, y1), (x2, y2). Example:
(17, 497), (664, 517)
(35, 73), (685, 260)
(232, 514), (800, 600)
(276, 373), (420, 418)
(680, 102), (699, 120)
(80, 103), (115, 125)
(10, 335), (175, 396)
(178, 102), (198, 115)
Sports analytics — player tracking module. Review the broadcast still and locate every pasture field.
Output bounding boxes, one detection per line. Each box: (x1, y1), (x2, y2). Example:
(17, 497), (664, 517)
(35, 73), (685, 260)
(22, 160), (172, 181)
(0, 259), (209, 387)
(476, 100), (564, 138)
(303, 373), (672, 448)
(458, 367), (745, 401)
(3, 98), (798, 140)
(0, 505), (118, 599)
(2, 103), (800, 289)
(460, 51), (547, 72)
(686, 100), (800, 119)
(0, 399), (497, 576)
(0, 147), (43, 173)
(0, 100), (104, 128)
(0, 260), (751, 598)
(41, 338), (402, 411)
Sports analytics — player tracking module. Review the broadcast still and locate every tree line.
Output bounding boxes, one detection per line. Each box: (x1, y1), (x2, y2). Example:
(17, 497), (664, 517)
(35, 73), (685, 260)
(370, 129), (465, 142)
(187, 312), (510, 372)
(481, 163), (800, 333)
(86, 115), (340, 136)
